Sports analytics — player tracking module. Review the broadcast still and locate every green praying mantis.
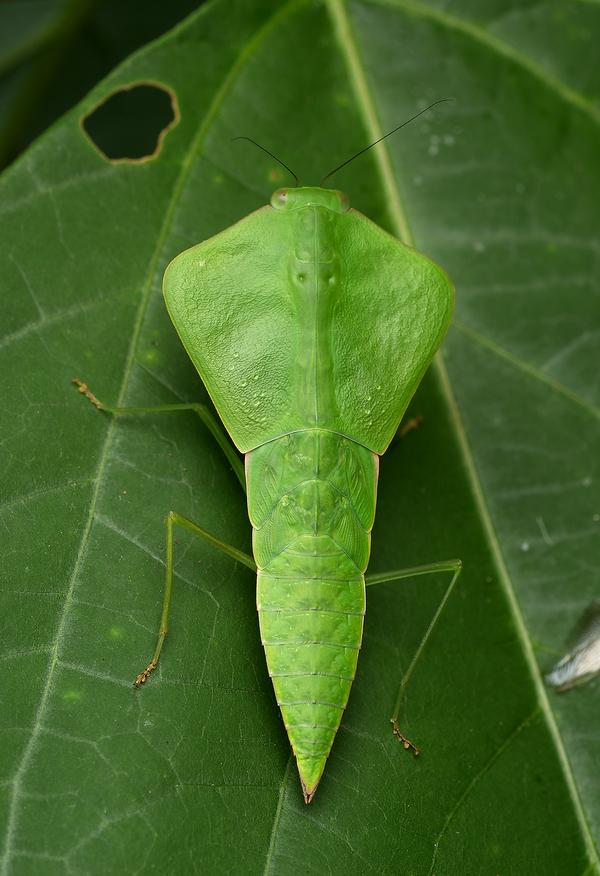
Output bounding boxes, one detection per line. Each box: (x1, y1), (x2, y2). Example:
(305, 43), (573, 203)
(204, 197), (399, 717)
(74, 102), (461, 804)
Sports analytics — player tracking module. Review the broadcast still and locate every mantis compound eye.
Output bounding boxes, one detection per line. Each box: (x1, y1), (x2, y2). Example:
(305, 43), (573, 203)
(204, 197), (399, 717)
(336, 190), (349, 212)
(271, 188), (289, 208)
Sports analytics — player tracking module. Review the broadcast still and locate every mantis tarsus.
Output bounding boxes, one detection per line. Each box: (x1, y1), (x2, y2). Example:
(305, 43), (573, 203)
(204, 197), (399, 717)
(74, 109), (461, 804)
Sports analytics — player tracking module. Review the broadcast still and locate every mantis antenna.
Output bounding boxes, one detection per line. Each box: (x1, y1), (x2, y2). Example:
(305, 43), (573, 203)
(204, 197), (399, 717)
(232, 136), (300, 187)
(320, 98), (453, 187)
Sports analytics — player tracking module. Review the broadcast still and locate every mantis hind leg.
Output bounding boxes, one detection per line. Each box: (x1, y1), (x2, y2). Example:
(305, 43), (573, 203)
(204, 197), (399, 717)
(134, 511), (256, 687)
(366, 558), (462, 754)
(72, 378), (245, 490)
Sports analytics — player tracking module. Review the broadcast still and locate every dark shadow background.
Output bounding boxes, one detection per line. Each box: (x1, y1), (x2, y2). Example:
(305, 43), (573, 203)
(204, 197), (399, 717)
(0, 0), (204, 170)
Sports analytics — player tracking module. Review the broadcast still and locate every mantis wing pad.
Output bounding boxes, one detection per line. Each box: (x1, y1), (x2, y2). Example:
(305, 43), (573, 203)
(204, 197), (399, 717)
(163, 203), (453, 454)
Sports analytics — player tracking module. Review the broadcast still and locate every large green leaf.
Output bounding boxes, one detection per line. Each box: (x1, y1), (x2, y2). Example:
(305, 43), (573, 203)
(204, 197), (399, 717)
(1, 0), (598, 872)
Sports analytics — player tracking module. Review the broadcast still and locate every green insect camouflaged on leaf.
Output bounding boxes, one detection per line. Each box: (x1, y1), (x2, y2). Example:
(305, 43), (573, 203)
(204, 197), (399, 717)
(163, 185), (454, 801)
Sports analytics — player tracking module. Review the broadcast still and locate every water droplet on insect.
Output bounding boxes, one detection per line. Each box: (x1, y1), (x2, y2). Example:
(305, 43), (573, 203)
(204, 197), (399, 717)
(520, 541), (530, 552)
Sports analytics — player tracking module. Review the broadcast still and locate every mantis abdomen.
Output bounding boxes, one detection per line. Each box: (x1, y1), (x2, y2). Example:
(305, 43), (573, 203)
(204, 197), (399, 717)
(247, 428), (378, 801)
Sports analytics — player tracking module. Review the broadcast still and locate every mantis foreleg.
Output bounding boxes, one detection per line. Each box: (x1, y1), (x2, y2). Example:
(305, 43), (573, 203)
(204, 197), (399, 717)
(72, 378), (245, 490)
(389, 413), (424, 449)
(134, 510), (256, 687)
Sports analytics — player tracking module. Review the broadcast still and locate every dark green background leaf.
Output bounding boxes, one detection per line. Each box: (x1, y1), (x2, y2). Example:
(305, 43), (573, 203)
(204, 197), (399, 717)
(1, 1), (598, 873)
(0, 0), (201, 169)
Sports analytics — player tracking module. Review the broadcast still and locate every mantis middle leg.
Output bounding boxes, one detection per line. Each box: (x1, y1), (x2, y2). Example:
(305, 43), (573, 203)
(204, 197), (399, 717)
(72, 379), (254, 685)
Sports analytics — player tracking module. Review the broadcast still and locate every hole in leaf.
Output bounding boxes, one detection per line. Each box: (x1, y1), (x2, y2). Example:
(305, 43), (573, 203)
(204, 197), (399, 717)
(81, 81), (178, 163)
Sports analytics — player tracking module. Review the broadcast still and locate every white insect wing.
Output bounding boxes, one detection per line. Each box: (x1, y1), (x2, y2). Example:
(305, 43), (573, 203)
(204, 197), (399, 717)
(546, 600), (600, 691)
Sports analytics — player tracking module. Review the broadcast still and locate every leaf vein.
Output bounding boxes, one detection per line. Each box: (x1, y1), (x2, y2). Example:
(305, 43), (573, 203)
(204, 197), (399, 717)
(327, 0), (600, 869)
(0, 1), (306, 867)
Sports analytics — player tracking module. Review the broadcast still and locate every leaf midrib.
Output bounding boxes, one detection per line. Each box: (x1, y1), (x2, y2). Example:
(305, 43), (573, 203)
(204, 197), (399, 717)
(0, 1), (306, 871)
(325, 0), (600, 870)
